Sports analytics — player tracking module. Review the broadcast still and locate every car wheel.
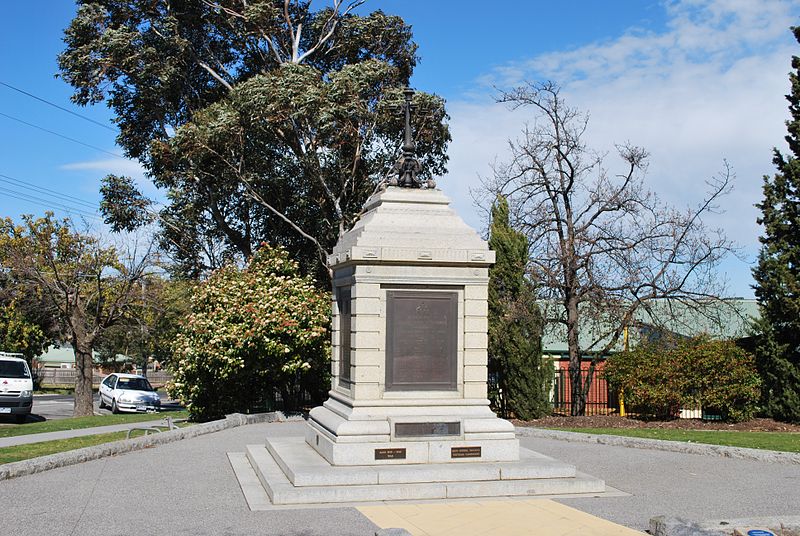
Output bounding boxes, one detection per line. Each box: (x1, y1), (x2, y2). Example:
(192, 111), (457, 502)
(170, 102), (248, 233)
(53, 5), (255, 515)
(111, 398), (119, 414)
(99, 396), (107, 410)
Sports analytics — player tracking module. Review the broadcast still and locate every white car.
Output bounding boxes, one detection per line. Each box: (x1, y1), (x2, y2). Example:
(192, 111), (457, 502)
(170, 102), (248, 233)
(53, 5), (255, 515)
(0, 354), (34, 423)
(99, 373), (161, 413)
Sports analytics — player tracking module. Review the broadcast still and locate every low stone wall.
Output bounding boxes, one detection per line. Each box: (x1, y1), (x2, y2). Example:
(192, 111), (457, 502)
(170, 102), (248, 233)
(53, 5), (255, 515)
(0, 412), (280, 481)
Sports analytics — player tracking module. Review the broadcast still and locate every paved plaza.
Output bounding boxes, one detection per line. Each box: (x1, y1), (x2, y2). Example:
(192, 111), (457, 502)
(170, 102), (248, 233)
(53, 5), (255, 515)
(1, 420), (798, 535)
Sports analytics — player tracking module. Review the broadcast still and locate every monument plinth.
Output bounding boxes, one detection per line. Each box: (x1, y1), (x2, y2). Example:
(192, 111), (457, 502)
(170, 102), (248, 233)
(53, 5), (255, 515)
(305, 186), (519, 466)
(229, 88), (604, 506)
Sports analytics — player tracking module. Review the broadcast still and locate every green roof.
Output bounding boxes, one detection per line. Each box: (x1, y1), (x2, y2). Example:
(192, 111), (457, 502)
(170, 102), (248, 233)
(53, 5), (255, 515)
(35, 344), (131, 365)
(541, 299), (759, 355)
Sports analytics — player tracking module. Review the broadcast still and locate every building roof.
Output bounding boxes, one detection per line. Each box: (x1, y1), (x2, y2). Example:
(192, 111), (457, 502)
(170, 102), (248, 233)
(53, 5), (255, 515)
(541, 298), (758, 356)
(35, 344), (131, 365)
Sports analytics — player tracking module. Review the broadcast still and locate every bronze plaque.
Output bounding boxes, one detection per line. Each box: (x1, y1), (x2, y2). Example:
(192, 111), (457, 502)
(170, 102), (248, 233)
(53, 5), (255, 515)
(386, 291), (458, 391)
(375, 448), (406, 460)
(337, 287), (351, 386)
(395, 422), (460, 438)
(451, 446), (482, 458)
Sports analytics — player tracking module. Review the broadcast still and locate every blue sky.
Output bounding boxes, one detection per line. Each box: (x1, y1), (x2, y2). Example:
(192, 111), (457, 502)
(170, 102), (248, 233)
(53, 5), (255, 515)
(1, 1), (799, 297)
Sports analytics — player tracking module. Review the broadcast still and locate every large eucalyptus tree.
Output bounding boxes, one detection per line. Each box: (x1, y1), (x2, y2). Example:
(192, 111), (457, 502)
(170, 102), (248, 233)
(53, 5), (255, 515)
(59, 1), (450, 278)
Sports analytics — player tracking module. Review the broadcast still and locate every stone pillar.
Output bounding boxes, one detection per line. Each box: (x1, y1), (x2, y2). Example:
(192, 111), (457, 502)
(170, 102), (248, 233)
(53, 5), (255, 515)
(305, 186), (518, 465)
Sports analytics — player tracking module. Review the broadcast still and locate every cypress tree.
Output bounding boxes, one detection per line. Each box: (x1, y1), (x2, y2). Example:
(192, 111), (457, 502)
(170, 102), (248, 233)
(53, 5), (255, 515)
(488, 195), (550, 420)
(752, 27), (800, 423)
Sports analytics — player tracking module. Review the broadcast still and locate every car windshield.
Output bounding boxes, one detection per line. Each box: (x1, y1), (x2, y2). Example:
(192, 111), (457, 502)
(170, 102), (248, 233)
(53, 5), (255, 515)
(0, 361), (30, 379)
(116, 378), (153, 391)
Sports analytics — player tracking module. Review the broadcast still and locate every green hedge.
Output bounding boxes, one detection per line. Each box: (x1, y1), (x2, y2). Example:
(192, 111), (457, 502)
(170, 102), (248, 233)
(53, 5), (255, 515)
(604, 335), (761, 422)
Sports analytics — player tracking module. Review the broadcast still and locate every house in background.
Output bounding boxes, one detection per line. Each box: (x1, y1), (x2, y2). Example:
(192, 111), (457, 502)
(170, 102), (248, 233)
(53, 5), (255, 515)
(542, 298), (759, 415)
(35, 344), (80, 369)
(33, 343), (133, 373)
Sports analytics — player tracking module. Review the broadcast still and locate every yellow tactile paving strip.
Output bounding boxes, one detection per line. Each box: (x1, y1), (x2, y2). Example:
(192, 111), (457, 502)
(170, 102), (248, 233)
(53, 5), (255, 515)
(358, 499), (642, 536)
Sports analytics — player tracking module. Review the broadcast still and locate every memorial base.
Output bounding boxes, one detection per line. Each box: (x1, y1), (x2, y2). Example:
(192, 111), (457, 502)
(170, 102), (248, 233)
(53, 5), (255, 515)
(230, 437), (605, 505)
(305, 396), (519, 465)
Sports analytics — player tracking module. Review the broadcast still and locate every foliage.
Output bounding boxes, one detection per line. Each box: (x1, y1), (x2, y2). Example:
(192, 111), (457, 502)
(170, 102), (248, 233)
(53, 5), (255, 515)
(0, 302), (49, 364)
(0, 214), (153, 416)
(752, 27), (800, 424)
(59, 1), (450, 279)
(96, 277), (192, 371)
(483, 81), (733, 416)
(169, 244), (329, 421)
(488, 196), (550, 420)
(604, 336), (761, 422)
(99, 175), (154, 233)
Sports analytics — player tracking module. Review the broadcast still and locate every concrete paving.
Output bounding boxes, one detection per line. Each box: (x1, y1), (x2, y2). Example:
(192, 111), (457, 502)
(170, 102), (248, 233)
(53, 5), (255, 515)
(0, 420), (798, 535)
(359, 500), (644, 536)
(0, 421), (378, 536)
(524, 434), (800, 531)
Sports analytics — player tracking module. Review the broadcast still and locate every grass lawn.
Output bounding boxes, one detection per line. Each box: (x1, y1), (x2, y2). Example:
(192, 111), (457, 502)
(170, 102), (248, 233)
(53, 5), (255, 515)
(0, 432), (130, 464)
(0, 411), (189, 439)
(555, 427), (800, 453)
(0, 423), (192, 465)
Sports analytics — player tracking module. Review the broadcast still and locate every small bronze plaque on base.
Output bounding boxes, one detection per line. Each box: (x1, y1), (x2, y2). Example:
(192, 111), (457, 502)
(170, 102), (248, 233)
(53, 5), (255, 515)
(395, 421), (460, 438)
(451, 446), (481, 458)
(375, 448), (406, 460)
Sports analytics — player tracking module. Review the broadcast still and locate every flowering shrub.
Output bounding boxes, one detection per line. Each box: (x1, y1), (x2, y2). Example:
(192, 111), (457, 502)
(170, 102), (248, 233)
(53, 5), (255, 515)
(605, 335), (761, 422)
(168, 245), (330, 421)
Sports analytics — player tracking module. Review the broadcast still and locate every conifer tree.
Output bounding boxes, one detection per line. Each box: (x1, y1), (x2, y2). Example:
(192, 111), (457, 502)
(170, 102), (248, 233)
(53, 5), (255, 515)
(488, 196), (550, 420)
(752, 27), (800, 423)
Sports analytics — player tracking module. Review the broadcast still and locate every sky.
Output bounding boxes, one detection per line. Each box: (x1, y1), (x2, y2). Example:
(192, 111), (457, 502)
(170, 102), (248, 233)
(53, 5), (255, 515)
(1, 0), (799, 297)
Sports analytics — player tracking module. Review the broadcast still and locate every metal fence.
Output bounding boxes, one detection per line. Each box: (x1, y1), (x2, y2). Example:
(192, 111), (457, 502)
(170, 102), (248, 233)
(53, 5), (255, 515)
(551, 368), (617, 416)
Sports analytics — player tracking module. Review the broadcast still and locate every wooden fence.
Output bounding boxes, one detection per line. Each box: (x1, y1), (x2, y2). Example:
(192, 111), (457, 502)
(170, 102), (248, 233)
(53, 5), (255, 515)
(36, 369), (173, 388)
(551, 368), (618, 416)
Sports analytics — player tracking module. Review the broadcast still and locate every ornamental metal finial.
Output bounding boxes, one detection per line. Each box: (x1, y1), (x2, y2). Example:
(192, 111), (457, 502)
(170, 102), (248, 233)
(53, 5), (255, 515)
(387, 87), (435, 189)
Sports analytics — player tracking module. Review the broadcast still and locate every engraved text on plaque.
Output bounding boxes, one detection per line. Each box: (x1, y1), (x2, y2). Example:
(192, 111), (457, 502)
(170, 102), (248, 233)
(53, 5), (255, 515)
(385, 290), (458, 391)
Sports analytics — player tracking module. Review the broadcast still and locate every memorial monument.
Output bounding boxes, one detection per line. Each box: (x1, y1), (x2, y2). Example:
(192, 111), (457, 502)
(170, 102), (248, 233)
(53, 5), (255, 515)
(231, 89), (605, 505)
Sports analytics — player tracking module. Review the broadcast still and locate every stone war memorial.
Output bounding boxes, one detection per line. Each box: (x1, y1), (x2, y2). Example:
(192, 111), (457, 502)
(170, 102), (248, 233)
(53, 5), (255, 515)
(235, 89), (605, 505)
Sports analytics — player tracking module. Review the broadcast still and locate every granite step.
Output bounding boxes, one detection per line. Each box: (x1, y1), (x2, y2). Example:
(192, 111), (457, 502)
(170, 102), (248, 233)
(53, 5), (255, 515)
(237, 437), (605, 506)
(261, 438), (577, 487)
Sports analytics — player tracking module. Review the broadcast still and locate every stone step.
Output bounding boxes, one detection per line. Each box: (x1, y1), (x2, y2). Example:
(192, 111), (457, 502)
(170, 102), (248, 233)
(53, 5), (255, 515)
(259, 438), (577, 488)
(239, 437), (605, 506)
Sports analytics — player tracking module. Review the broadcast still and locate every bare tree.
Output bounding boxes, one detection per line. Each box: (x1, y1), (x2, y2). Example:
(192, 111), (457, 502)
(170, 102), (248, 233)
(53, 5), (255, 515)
(0, 214), (155, 416)
(481, 82), (735, 416)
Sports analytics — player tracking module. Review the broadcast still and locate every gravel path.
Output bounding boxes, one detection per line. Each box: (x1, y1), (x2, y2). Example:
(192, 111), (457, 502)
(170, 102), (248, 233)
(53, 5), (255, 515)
(0, 421), (378, 536)
(519, 433), (800, 531)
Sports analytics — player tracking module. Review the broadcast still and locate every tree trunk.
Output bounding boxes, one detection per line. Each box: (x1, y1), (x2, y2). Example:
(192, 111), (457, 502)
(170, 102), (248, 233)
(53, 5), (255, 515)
(72, 336), (95, 417)
(566, 297), (586, 416)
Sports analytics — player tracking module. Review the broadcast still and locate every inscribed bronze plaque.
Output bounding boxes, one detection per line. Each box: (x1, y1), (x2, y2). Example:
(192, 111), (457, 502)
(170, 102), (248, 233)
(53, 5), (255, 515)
(337, 287), (351, 386)
(375, 448), (406, 460)
(394, 422), (460, 438)
(451, 446), (482, 458)
(386, 291), (458, 391)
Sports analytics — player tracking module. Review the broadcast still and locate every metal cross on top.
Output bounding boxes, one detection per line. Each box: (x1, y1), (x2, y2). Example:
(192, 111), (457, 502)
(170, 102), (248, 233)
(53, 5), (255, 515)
(388, 87), (435, 189)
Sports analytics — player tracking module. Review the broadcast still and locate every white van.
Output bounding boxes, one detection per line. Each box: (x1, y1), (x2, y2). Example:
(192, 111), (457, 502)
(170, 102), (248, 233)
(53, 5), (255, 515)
(0, 353), (34, 423)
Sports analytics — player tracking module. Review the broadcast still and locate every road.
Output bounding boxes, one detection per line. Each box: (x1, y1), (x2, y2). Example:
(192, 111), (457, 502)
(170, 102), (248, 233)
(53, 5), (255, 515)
(0, 391), (181, 426)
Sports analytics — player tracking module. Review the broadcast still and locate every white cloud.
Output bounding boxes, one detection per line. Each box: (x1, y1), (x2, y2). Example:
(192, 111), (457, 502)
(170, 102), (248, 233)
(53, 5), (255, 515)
(59, 157), (163, 199)
(60, 157), (146, 179)
(438, 0), (800, 297)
